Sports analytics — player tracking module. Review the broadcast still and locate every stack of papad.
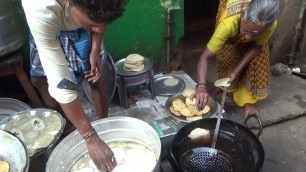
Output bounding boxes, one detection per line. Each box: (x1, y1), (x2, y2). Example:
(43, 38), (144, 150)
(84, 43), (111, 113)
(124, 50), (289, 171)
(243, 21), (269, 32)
(169, 89), (210, 121)
(123, 54), (144, 72)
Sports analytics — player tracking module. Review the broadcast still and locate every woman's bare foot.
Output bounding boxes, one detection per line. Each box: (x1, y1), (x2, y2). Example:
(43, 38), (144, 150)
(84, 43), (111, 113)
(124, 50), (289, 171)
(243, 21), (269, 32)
(243, 104), (258, 117)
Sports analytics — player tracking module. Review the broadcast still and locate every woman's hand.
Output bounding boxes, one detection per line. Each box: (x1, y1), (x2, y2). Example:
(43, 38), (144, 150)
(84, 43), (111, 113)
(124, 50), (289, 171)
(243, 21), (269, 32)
(228, 69), (240, 83)
(86, 133), (117, 172)
(192, 86), (209, 110)
(85, 51), (103, 83)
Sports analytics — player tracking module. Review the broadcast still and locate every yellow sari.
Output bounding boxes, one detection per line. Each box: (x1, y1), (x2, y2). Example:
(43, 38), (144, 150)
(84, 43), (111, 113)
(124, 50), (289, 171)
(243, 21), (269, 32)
(211, 0), (276, 106)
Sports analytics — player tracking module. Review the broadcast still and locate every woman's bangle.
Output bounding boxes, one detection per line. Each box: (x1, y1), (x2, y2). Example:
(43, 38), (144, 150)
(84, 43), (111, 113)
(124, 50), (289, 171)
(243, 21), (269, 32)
(82, 128), (96, 140)
(196, 83), (206, 88)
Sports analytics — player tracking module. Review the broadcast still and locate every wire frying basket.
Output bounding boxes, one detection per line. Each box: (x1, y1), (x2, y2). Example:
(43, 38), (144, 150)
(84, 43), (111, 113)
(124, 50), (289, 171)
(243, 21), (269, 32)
(179, 147), (235, 172)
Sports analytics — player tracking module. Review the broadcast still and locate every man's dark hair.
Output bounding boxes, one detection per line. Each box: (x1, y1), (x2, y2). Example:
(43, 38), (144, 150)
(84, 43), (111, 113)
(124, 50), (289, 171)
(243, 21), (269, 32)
(70, 0), (126, 23)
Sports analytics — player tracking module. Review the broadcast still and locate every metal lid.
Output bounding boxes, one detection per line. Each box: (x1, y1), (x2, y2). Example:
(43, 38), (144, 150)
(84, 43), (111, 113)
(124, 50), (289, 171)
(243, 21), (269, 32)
(0, 108), (65, 158)
(0, 98), (31, 121)
(154, 75), (185, 96)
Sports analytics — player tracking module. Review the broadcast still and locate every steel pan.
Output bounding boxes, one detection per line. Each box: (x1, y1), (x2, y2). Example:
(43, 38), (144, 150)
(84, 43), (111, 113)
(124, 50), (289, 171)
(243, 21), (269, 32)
(165, 93), (220, 122)
(169, 115), (264, 172)
(0, 129), (29, 172)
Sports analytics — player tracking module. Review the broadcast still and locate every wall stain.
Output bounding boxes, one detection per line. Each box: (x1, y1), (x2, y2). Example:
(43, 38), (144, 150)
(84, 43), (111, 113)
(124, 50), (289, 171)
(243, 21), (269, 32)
(160, 0), (181, 9)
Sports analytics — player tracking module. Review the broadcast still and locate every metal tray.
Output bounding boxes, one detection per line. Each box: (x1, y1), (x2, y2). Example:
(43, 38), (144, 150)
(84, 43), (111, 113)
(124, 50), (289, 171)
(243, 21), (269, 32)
(0, 108), (65, 158)
(154, 76), (185, 96)
(165, 93), (219, 122)
(115, 57), (153, 76)
(0, 98), (31, 121)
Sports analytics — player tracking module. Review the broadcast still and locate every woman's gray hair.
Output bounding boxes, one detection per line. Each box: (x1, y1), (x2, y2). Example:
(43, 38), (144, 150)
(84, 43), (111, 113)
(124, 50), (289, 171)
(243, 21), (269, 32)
(243, 0), (280, 27)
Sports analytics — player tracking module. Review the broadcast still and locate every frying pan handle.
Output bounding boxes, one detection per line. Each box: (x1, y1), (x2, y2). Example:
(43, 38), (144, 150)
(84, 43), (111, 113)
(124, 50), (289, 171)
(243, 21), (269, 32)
(167, 148), (183, 172)
(243, 114), (263, 137)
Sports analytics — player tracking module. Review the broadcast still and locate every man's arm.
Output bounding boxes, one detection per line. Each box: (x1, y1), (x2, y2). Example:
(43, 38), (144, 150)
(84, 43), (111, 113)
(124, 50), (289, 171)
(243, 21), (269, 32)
(60, 99), (92, 135)
(85, 28), (106, 83)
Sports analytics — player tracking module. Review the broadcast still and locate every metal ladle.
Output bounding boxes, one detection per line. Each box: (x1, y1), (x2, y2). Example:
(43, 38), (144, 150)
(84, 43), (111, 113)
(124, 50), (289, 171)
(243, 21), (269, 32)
(180, 78), (235, 172)
(211, 85), (227, 149)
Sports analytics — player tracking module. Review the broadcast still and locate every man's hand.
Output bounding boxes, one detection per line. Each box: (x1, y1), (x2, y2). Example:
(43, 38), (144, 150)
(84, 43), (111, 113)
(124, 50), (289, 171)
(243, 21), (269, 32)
(192, 86), (209, 110)
(86, 133), (117, 172)
(85, 51), (103, 83)
(86, 29), (105, 84)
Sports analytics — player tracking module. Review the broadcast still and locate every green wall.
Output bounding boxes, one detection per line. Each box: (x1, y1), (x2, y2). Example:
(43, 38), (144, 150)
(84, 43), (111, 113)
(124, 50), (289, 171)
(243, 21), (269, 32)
(104, 0), (184, 70)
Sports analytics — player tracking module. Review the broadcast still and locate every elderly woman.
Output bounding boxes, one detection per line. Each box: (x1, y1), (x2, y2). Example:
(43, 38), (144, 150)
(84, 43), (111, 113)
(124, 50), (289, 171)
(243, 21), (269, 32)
(194, 0), (280, 117)
(21, 0), (125, 171)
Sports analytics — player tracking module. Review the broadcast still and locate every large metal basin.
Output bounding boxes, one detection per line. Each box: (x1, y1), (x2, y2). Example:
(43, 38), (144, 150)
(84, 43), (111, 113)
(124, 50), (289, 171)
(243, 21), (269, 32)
(46, 116), (161, 172)
(0, 129), (29, 172)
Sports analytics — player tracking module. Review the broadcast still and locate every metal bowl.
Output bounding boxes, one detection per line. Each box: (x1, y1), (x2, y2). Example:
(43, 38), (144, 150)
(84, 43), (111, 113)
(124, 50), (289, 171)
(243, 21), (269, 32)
(165, 93), (219, 122)
(0, 129), (29, 172)
(46, 116), (161, 172)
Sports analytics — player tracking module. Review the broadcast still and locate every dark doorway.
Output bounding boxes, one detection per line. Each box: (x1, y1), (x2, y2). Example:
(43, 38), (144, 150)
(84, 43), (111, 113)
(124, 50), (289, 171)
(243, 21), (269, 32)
(181, 0), (219, 80)
(184, 0), (218, 35)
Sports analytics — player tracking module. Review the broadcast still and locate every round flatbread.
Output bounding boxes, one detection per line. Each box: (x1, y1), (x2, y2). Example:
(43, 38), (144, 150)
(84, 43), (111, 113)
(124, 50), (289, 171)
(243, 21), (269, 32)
(170, 106), (181, 116)
(0, 160), (10, 172)
(214, 77), (231, 87)
(164, 78), (179, 87)
(185, 97), (196, 106)
(123, 64), (144, 72)
(182, 88), (195, 97)
(179, 107), (195, 117)
(188, 128), (210, 139)
(201, 105), (211, 115)
(125, 54), (144, 62)
(172, 99), (186, 112)
(186, 115), (203, 121)
(187, 104), (200, 116)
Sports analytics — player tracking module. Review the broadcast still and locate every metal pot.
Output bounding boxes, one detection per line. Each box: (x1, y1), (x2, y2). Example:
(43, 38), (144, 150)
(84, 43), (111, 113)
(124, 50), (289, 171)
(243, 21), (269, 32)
(0, 0), (27, 57)
(46, 116), (161, 172)
(0, 129), (29, 172)
(168, 115), (264, 172)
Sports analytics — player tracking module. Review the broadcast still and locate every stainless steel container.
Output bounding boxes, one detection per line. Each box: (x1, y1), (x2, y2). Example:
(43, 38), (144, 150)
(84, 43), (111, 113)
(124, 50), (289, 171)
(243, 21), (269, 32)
(0, 129), (29, 172)
(46, 117), (161, 172)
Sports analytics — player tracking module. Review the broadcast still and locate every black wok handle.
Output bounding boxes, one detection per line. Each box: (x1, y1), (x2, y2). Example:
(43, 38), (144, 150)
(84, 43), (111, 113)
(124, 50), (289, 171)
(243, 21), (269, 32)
(167, 148), (183, 172)
(243, 114), (263, 137)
